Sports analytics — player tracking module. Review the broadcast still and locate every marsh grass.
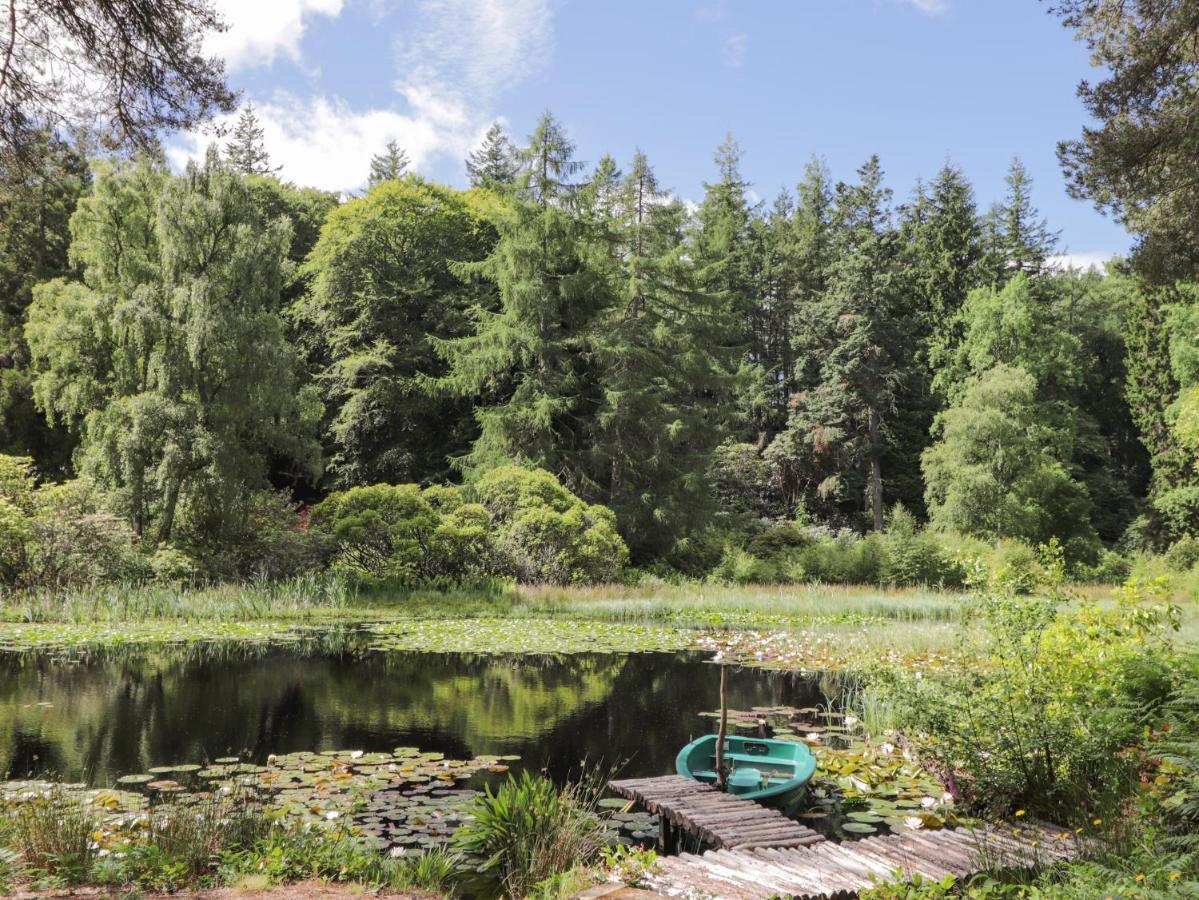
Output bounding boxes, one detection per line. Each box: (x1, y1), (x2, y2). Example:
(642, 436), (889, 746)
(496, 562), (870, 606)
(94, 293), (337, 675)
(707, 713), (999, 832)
(3, 788), (98, 882)
(456, 767), (611, 899)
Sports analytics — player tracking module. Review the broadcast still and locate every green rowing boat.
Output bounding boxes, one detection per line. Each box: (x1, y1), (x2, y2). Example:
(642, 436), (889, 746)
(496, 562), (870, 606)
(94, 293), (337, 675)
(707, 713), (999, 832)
(675, 734), (817, 808)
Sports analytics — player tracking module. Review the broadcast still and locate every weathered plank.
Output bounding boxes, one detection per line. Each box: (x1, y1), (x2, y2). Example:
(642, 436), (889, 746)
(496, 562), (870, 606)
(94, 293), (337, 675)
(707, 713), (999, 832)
(642, 822), (1087, 899)
(608, 775), (825, 851)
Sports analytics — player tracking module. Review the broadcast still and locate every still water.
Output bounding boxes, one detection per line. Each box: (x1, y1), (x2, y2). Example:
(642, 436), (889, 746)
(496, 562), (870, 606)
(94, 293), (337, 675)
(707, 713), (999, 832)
(0, 641), (841, 786)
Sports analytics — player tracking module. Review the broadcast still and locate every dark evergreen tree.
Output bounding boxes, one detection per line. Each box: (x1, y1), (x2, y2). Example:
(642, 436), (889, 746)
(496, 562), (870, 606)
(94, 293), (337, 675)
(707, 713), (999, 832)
(466, 123), (519, 189)
(368, 140), (410, 187)
(771, 157), (909, 530)
(436, 112), (605, 482)
(979, 158), (1059, 284)
(225, 105), (279, 176)
(691, 135), (766, 441)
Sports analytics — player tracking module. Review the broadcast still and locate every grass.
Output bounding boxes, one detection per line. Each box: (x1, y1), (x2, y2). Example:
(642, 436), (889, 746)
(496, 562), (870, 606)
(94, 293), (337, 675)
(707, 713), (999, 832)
(0, 574), (1192, 672)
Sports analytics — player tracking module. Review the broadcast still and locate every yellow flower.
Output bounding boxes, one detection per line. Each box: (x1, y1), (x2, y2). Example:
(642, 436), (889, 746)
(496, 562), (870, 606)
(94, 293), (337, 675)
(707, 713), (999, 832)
(1092, 818), (1103, 826)
(1171, 872), (1182, 881)
(1015, 809), (1025, 817)
(1135, 874), (1145, 883)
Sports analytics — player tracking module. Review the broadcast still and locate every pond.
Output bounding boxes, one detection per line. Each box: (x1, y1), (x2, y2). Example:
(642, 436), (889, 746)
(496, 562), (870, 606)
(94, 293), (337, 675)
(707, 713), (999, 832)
(0, 641), (846, 787)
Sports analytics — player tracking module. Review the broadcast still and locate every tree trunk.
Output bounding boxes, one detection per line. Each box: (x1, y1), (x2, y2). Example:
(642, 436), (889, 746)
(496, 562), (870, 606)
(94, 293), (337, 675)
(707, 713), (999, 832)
(868, 408), (884, 532)
(715, 664), (729, 791)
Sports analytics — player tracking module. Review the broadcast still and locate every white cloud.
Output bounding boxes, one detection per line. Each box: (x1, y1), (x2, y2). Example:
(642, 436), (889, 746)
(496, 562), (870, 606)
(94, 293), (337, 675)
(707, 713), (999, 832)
(169, 94), (445, 194)
(1048, 251), (1118, 273)
(901, 0), (950, 14)
(393, 0), (553, 112)
(206, 0), (346, 70)
(722, 32), (749, 67)
(175, 0), (556, 190)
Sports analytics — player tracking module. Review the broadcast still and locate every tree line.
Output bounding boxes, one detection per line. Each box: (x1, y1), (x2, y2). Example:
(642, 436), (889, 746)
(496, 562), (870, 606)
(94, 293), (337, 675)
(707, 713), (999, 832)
(0, 0), (1197, 584)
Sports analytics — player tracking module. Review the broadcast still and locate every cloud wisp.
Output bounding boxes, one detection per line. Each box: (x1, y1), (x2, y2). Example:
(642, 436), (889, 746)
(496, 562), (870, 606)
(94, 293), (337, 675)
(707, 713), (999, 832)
(176, 0), (557, 192)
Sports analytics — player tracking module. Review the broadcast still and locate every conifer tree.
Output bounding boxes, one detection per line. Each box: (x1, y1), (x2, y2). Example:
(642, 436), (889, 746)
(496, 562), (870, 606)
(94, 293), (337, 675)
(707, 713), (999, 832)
(691, 135), (766, 440)
(466, 123), (519, 189)
(587, 150), (745, 555)
(771, 157), (908, 531)
(368, 140), (410, 187)
(225, 105), (279, 176)
(436, 112), (605, 482)
(980, 158), (1059, 283)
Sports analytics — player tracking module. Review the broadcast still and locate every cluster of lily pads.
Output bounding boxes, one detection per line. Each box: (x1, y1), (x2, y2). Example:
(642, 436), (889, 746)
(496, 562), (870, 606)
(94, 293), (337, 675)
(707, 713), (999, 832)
(700, 704), (957, 839)
(0, 747), (661, 857)
(700, 628), (961, 673)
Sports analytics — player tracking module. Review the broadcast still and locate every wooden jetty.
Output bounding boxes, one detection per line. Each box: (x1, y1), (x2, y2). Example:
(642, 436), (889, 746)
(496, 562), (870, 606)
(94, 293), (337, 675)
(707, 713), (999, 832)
(647, 822), (1082, 898)
(607, 776), (1084, 898)
(608, 776), (825, 851)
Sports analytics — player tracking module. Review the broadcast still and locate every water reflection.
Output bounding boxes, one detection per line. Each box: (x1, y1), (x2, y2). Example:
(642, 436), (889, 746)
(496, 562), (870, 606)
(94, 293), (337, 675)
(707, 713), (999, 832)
(0, 643), (844, 786)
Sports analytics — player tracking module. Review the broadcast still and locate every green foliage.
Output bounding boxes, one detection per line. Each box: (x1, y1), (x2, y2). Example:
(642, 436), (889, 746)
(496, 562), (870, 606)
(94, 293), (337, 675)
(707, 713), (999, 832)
(473, 466), (629, 584)
(710, 440), (782, 520)
(296, 176), (495, 486)
(455, 770), (604, 899)
(26, 152), (320, 546)
(311, 483), (442, 582)
(923, 365), (1093, 546)
(4, 788), (99, 882)
(880, 561), (1182, 818)
(0, 453), (144, 590)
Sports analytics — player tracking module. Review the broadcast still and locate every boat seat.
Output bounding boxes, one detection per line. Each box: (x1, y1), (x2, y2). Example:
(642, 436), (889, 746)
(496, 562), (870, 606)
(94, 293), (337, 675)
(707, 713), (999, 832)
(691, 769), (718, 782)
(727, 767), (764, 795)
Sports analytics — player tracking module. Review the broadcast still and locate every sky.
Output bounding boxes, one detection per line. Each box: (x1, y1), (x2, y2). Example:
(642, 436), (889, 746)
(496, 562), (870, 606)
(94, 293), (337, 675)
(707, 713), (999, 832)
(169, 0), (1131, 268)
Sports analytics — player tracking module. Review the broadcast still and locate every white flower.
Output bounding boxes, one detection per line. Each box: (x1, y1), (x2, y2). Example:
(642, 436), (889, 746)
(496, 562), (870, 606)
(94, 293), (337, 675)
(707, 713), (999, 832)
(904, 816), (924, 830)
(805, 733), (823, 742)
(921, 796), (937, 809)
(941, 792), (954, 805)
(880, 742), (895, 755)
(325, 811), (339, 820)
(844, 716), (858, 727)
(349, 750), (364, 759)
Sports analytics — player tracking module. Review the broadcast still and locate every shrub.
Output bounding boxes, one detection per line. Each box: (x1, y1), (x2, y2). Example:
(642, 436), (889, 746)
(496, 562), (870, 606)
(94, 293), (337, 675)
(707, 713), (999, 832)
(709, 441), (783, 520)
(472, 467), (628, 584)
(0, 456), (145, 592)
(455, 770), (605, 899)
(6, 788), (99, 882)
(880, 564), (1182, 819)
(879, 505), (964, 587)
(311, 483), (442, 582)
(177, 490), (334, 582)
(1166, 535), (1199, 572)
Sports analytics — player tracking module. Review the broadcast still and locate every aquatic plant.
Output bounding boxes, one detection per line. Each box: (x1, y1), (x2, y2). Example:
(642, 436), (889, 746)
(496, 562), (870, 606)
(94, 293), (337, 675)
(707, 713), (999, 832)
(455, 769), (608, 899)
(4, 787), (99, 882)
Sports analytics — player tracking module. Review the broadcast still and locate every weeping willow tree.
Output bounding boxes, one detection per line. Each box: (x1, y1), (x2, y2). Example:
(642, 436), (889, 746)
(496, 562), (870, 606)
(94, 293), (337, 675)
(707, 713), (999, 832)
(26, 150), (321, 544)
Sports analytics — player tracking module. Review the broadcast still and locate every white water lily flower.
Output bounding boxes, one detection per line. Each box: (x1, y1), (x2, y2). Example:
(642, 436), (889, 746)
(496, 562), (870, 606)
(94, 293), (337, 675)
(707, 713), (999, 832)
(349, 750), (364, 759)
(921, 796), (937, 809)
(325, 811), (339, 820)
(904, 816), (924, 830)
(844, 716), (858, 727)
(805, 732), (822, 742)
(880, 742), (895, 755)
(941, 792), (954, 805)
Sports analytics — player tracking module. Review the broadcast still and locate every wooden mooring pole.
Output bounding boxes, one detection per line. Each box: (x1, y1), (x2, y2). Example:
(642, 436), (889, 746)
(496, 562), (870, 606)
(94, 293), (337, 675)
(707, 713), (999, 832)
(714, 664), (729, 791)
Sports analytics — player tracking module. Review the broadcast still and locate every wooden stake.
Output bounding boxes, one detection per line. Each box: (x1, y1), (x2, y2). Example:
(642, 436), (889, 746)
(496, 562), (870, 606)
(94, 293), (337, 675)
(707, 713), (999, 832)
(715, 663), (729, 791)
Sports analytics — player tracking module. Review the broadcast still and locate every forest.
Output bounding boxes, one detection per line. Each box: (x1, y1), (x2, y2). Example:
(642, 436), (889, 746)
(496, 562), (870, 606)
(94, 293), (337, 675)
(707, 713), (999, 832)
(0, 103), (1191, 591)
(0, 2), (1198, 899)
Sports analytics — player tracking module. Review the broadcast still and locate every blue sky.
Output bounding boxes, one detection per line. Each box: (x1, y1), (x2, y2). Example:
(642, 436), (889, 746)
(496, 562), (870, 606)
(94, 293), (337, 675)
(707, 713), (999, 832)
(173, 0), (1129, 265)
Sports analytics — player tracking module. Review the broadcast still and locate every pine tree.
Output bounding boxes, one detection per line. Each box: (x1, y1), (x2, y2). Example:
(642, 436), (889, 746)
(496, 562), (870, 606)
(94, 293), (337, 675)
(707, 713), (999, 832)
(691, 134), (766, 440)
(587, 149), (744, 555)
(465, 123), (519, 189)
(980, 158), (1059, 283)
(902, 163), (982, 356)
(368, 140), (410, 187)
(224, 105), (278, 176)
(773, 156), (908, 531)
(436, 112), (603, 481)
